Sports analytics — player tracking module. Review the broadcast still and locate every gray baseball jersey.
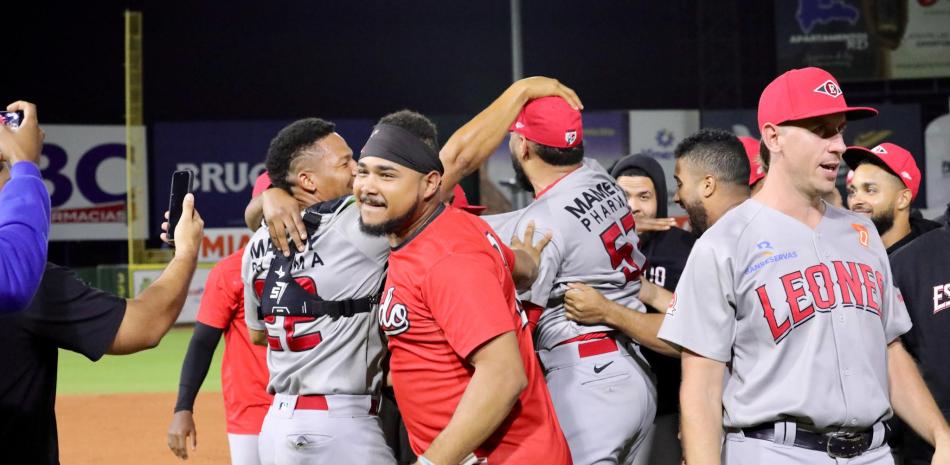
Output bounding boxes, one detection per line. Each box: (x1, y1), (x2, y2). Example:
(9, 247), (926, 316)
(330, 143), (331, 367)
(485, 158), (648, 351)
(658, 199), (913, 430)
(243, 196), (389, 396)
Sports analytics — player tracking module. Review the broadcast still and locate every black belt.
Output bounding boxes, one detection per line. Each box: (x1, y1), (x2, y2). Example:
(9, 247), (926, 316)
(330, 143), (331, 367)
(736, 423), (886, 459)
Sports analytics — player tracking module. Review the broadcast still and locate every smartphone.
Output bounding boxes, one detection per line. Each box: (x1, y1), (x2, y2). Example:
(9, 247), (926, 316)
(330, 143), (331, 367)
(166, 170), (195, 243)
(0, 111), (23, 129)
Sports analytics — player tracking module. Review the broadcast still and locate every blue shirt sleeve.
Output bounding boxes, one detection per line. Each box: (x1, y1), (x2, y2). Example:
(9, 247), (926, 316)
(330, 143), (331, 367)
(0, 162), (50, 313)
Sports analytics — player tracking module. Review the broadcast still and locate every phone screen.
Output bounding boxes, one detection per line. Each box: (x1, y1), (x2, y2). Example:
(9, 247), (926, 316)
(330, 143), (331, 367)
(167, 170), (194, 242)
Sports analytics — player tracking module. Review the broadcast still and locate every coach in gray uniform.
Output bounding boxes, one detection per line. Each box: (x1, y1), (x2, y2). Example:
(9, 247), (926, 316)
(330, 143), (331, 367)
(658, 66), (950, 464)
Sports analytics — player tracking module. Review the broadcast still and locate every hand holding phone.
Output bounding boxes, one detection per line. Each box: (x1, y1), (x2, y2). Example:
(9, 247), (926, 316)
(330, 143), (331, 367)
(0, 111), (23, 129)
(166, 170), (195, 243)
(0, 102), (43, 166)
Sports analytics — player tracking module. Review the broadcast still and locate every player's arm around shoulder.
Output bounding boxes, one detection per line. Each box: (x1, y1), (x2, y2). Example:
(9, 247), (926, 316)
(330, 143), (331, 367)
(438, 77), (582, 196)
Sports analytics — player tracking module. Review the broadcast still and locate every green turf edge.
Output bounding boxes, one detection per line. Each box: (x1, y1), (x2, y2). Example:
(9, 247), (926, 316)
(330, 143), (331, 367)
(57, 326), (224, 395)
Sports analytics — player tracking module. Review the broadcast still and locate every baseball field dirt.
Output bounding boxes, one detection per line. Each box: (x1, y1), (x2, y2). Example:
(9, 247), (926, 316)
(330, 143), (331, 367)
(56, 327), (234, 464)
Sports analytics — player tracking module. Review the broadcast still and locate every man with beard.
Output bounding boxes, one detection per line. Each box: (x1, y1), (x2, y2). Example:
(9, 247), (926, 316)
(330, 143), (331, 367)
(610, 154), (694, 465)
(242, 78), (578, 465)
(845, 142), (939, 255)
(356, 111), (571, 465)
(659, 67), (950, 465)
(672, 129), (752, 236)
(484, 96), (671, 465)
(566, 129), (752, 325)
(564, 131), (749, 465)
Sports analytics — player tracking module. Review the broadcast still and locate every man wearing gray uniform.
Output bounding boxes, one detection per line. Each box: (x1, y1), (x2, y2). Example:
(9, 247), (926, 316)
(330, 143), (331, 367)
(243, 77), (583, 465)
(658, 66), (950, 465)
(486, 96), (669, 465)
(244, 118), (396, 465)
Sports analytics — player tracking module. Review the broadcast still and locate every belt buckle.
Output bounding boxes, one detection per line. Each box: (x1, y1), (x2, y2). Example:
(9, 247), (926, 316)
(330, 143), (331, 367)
(825, 431), (864, 459)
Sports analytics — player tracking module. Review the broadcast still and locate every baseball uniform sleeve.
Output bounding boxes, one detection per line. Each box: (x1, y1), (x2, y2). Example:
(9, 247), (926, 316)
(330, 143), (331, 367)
(424, 252), (518, 360)
(657, 238), (737, 362)
(242, 245), (265, 331)
(196, 260), (237, 330)
(880, 261), (912, 344)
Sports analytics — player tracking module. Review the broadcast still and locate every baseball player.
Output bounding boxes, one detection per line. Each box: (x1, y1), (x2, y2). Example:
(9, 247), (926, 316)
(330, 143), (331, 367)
(243, 117), (396, 465)
(483, 96), (668, 465)
(566, 129), (752, 327)
(356, 110), (571, 465)
(243, 78), (581, 465)
(658, 66), (950, 464)
(567, 130), (749, 465)
(844, 142), (940, 255)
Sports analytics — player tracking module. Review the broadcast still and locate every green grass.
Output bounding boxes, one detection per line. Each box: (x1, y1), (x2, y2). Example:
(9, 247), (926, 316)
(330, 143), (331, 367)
(57, 326), (224, 395)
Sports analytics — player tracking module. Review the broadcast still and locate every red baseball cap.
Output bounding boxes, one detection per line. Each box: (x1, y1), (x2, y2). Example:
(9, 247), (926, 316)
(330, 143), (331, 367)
(252, 172), (271, 198)
(738, 136), (766, 186)
(757, 67), (877, 132)
(510, 96), (583, 148)
(843, 142), (921, 199)
(451, 184), (487, 215)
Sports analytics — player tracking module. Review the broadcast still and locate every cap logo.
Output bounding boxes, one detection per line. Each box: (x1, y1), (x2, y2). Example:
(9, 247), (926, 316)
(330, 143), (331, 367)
(514, 121), (525, 129)
(565, 130), (577, 145)
(871, 145), (887, 154)
(901, 171), (912, 180)
(814, 80), (843, 98)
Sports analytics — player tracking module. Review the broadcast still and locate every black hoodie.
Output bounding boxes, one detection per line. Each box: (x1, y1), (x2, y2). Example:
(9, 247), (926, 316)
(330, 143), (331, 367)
(610, 154), (695, 292)
(611, 154), (696, 417)
(887, 203), (950, 463)
(886, 214), (942, 256)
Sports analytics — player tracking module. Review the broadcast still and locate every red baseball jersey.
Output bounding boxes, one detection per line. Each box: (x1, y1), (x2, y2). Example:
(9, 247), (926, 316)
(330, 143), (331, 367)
(380, 206), (571, 465)
(197, 248), (272, 434)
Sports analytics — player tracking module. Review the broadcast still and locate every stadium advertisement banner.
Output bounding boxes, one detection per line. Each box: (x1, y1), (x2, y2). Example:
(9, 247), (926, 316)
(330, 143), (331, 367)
(132, 266), (212, 324)
(701, 104), (925, 206)
(775, 0), (950, 80)
(199, 227), (253, 264)
(628, 110), (701, 216)
(149, 119), (375, 230)
(41, 125), (148, 241)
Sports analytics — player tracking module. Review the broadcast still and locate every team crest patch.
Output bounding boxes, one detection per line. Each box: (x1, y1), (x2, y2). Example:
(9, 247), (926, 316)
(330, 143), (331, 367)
(851, 223), (869, 248)
(814, 80), (843, 98)
(565, 129), (577, 145)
